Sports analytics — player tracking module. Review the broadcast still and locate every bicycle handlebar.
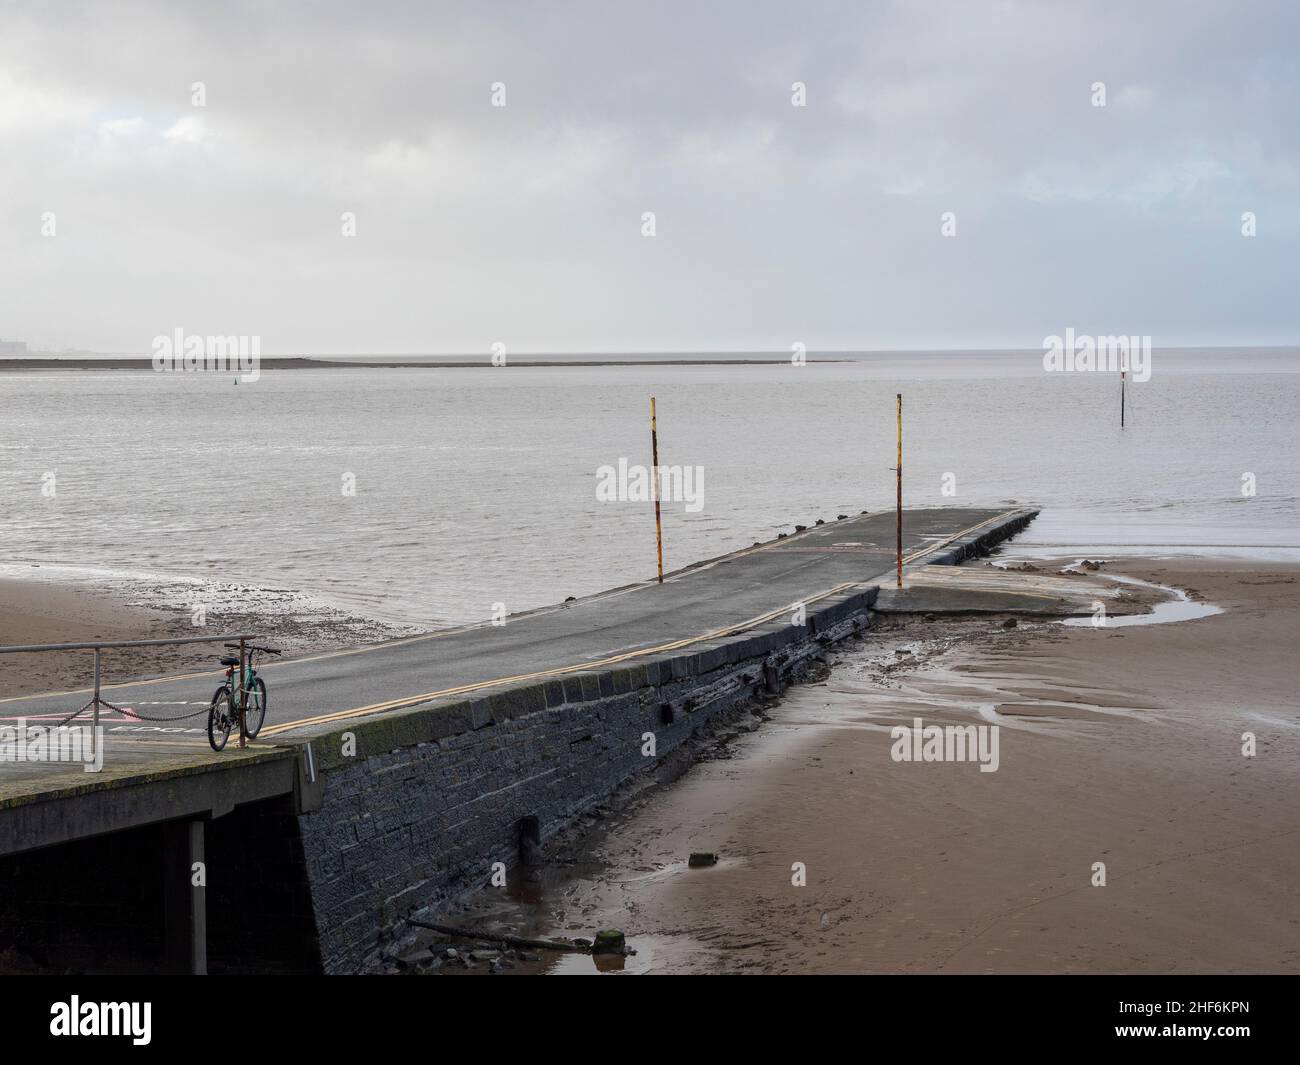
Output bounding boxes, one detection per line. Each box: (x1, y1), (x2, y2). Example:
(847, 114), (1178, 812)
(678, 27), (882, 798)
(224, 643), (282, 655)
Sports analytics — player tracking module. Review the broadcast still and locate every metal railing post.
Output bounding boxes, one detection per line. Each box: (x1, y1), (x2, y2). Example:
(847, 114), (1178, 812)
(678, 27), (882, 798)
(92, 647), (101, 735)
(0, 633), (261, 751)
(238, 637), (248, 748)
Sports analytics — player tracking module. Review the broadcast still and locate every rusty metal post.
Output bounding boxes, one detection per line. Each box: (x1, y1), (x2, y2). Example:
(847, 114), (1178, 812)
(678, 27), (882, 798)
(896, 393), (903, 589)
(650, 396), (664, 584)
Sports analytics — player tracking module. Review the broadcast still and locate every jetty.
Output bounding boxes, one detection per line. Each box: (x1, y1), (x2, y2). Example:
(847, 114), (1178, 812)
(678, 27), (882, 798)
(0, 506), (1036, 973)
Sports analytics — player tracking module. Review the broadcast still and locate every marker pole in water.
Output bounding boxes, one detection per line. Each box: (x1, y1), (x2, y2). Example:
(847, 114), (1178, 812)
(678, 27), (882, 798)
(896, 393), (903, 589)
(650, 396), (664, 584)
(1121, 365), (1126, 428)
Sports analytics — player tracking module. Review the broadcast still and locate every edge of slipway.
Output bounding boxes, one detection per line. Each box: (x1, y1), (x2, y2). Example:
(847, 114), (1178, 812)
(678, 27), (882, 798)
(0, 507), (1041, 820)
(292, 505), (1042, 781)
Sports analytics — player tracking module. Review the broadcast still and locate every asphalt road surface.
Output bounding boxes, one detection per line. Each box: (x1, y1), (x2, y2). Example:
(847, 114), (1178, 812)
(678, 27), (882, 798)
(0, 508), (1025, 744)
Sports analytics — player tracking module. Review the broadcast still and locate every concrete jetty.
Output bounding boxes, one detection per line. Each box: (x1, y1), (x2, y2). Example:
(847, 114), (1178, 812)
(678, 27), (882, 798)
(872, 561), (1132, 615)
(0, 506), (1037, 973)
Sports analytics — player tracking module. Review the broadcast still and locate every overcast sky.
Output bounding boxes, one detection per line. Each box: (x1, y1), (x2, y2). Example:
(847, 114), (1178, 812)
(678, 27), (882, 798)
(1, 0), (1296, 354)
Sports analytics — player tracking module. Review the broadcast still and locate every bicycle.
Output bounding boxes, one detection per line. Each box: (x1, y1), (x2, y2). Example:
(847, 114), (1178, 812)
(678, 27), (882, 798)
(207, 642), (281, 751)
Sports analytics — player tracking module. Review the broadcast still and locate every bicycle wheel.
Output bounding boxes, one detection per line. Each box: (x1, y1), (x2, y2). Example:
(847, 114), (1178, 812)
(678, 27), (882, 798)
(244, 677), (267, 738)
(208, 685), (234, 751)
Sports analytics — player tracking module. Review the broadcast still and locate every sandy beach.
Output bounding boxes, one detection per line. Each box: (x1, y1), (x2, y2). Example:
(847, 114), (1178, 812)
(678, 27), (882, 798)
(6, 555), (1296, 977)
(429, 558), (1300, 975)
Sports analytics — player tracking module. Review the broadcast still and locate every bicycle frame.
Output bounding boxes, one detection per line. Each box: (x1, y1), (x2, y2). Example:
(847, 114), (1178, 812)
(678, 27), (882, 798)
(237, 659), (257, 700)
(208, 640), (278, 752)
(224, 646), (260, 744)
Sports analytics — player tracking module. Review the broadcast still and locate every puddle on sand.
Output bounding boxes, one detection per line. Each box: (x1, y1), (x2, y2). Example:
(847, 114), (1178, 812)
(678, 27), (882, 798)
(1061, 574), (1223, 627)
(799, 663), (1165, 740)
(776, 607), (1172, 740)
(991, 556), (1224, 628)
(545, 934), (697, 975)
(1244, 712), (1300, 734)
(608, 856), (746, 886)
(425, 845), (736, 975)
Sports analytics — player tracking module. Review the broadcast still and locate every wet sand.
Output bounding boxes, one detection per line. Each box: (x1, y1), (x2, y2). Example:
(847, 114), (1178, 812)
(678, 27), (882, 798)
(0, 575), (409, 699)
(7, 558), (1297, 973)
(438, 558), (1300, 975)
(0, 578), (170, 697)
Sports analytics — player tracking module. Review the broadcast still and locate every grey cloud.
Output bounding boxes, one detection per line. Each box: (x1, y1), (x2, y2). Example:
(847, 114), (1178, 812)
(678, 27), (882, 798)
(1, 0), (1296, 353)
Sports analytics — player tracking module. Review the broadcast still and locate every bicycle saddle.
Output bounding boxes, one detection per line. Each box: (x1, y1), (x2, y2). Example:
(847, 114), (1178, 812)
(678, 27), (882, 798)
(219, 655), (240, 667)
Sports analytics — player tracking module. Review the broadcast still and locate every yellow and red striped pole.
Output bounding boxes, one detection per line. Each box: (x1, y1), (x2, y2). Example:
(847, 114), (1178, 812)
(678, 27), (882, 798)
(650, 396), (664, 583)
(896, 393), (903, 589)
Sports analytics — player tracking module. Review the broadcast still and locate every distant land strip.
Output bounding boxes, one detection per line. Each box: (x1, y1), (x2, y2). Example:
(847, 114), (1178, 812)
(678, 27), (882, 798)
(0, 356), (850, 371)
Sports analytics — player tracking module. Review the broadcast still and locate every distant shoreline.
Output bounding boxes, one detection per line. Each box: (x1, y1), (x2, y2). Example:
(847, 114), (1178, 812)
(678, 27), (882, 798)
(0, 356), (849, 371)
(0, 345), (1294, 374)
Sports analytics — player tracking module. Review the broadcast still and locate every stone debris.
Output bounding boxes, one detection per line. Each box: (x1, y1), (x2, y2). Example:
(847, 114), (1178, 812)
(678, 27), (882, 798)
(592, 930), (627, 955)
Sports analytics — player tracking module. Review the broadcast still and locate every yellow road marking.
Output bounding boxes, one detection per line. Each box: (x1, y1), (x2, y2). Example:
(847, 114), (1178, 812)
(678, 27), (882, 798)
(0, 512), (852, 706)
(259, 581), (859, 736)
(8, 510), (1019, 736)
(261, 510), (1020, 738)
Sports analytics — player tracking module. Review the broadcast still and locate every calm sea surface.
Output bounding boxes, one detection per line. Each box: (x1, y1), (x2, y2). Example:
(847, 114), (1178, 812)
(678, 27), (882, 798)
(1, 349), (1297, 628)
